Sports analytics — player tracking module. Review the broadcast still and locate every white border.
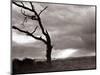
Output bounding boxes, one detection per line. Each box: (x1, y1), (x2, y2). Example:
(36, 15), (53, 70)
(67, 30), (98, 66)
(0, 0), (99, 75)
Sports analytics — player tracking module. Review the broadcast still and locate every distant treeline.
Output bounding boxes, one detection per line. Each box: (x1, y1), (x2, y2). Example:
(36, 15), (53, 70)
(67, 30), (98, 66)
(12, 58), (50, 74)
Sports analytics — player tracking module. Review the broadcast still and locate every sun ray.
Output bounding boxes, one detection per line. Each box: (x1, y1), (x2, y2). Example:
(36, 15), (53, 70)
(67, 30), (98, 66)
(52, 48), (78, 59)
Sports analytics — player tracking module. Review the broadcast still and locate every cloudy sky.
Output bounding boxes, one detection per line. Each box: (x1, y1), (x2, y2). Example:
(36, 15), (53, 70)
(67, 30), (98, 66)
(12, 2), (96, 60)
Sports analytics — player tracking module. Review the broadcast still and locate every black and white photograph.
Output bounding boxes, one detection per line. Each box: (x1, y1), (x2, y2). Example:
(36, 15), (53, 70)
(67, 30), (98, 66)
(11, 1), (96, 74)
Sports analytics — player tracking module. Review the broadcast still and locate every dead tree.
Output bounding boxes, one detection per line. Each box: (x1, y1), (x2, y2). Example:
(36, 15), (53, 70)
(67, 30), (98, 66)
(12, 1), (53, 64)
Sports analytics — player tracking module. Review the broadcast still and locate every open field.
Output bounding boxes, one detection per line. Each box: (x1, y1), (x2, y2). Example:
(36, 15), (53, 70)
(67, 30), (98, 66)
(12, 56), (96, 74)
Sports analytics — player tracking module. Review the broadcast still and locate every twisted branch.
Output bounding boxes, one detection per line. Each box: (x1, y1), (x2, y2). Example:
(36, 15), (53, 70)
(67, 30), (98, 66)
(12, 26), (47, 44)
(39, 6), (48, 16)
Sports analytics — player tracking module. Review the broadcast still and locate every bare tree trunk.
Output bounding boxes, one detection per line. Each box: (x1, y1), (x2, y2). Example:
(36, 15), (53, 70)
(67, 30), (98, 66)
(46, 44), (52, 64)
(45, 30), (53, 64)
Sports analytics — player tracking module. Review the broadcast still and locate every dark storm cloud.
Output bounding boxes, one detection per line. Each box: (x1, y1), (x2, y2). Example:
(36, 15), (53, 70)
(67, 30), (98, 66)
(12, 2), (96, 59)
(39, 3), (96, 50)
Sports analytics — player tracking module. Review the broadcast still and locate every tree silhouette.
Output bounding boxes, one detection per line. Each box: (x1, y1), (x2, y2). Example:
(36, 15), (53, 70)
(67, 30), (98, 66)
(12, 1), (53, 64)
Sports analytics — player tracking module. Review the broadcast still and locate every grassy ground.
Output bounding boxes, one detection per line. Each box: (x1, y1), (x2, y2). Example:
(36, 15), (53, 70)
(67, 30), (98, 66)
(12, 56), (96, 74)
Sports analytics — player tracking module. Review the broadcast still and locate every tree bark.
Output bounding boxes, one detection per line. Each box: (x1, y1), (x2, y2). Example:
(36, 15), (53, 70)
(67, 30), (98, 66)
(46, 44), (53, 64)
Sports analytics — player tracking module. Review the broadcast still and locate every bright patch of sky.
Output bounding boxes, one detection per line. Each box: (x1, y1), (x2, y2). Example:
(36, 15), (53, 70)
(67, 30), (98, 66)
(12, 31), (37, 44)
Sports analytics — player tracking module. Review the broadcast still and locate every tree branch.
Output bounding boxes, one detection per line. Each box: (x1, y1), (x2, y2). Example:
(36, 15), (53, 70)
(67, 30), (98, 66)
(12, 26), (47, 44)
(12, 1), (47, 36)
(12, 1), (33, 13)
(39, 6), (48, 16)
(31, 26), (38, 34)
(45, 30), (52, 44)
(30, 2), (34, 10)
(21, 2), (25, 7)
(12, 1), (38, 17)
(21, 9), (28, 25)
(21, 9), (27, 17)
